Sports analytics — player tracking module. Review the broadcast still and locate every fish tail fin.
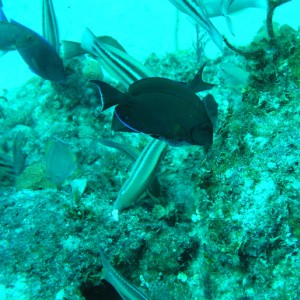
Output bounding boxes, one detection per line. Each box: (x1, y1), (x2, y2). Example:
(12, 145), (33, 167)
(61, 40), (84, 59)
(90, 80), (125, 111)
(189, 63), (215, 92)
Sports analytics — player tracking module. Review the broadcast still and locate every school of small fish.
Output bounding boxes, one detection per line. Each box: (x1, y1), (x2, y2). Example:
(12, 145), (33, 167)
(0, 0), (270, 298)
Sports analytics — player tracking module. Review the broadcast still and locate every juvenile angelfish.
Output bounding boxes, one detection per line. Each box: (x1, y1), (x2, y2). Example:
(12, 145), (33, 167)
(91, 75), (218, 147)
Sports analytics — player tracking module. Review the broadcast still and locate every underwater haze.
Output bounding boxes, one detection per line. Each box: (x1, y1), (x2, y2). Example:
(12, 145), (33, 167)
(1, 0), (300, 87)
(0, 0), (300, 299)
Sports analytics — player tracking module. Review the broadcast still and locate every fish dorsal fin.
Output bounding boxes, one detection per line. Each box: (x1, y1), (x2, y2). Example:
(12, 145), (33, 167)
(61, 40), (85, 59)
(189, 63), (215, 92)
(61, 36), (126, 60)
(97, 36), (127, 53)
(129, 77), (196, 101)
(112, 109), (139, 133)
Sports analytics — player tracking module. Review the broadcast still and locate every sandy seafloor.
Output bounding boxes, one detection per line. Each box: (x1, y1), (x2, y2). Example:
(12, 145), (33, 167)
(0, 0), (300, 299)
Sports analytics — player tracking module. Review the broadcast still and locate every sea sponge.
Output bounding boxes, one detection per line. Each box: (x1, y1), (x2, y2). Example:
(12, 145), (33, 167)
(15, 162), (55, 190)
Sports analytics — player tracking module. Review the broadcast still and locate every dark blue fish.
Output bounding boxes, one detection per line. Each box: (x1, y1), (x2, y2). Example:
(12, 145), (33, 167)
(0, 0), (7, 22)
(0, 5), (65, 81)
(11, 20), (65, 81)
(0, 21), (37, 54)
(92, 75), (218, 147)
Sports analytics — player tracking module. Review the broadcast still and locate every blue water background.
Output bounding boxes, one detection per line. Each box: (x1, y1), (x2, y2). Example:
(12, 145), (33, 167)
(0, 0), (299, 89)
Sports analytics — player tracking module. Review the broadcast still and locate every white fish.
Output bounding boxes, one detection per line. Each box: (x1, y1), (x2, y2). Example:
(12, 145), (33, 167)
(169, 0), (224, 50)
(203, 0), (267, 16)
(203, 0), (268, 35)
(220, 62), (249, 89)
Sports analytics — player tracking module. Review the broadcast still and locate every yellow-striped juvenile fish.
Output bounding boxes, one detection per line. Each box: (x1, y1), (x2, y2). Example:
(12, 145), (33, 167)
(99, 247), (150, 300)
(112, 139), (167, 220)
(169, 0), (224, 50)
(81, 28), (153, 88)
(99, 138), (162, 199)
(42, 0), (60, 54)
(62, 35), (127, 60)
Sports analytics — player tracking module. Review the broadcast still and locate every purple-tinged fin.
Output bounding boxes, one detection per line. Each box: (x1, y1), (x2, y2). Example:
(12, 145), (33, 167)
(112, 108), (141, 133)
(90, 80), (127, 111)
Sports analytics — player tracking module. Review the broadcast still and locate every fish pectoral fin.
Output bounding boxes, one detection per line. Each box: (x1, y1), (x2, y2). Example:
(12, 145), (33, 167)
(112, 109), (139, 133)
(61, 40), (85, 59)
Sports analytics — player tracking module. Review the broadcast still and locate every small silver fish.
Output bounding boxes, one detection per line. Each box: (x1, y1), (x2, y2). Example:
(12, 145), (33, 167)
(204, 0), (267, 16)
(220, 62), (249, 88)
(203, 0), (267, 35)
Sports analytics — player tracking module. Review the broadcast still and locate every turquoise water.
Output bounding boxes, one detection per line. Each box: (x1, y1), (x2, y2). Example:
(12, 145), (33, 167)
(0, 1), (300, 299)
